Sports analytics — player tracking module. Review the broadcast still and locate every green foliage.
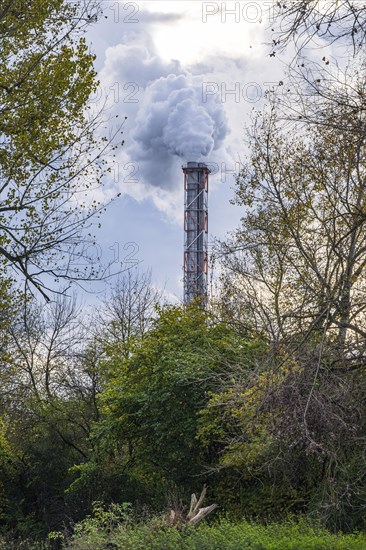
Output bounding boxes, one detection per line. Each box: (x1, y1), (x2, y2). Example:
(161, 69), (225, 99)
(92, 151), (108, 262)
(63, 510), (366, 550)
(196, 359), (315, 517)
(3, 400), (89, 537)
(0, 0), (112, 293)
(70, 303), (261, 508)
(0, 293), (105, 536)
(0, 418), (17, 522)
(63, 501), (133, 549)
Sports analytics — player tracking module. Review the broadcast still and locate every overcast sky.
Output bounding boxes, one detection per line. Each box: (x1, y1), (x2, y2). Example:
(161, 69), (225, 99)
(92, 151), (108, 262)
(84, 1), (291, 302)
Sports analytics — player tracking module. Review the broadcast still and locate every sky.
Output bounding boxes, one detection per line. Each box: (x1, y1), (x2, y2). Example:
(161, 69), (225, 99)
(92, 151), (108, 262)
(84, 0), (291, 302)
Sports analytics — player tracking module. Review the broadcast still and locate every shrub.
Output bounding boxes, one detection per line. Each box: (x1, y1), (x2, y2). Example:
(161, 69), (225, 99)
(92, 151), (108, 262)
(63, 509), (366, 550)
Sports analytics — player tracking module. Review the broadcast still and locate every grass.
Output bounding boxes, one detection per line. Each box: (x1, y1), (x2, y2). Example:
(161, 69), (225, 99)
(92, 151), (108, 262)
(63, 515), (366, 549)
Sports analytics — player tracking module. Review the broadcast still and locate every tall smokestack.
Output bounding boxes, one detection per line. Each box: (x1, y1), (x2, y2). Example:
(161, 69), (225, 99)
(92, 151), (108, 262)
(183, 162), (210, 305)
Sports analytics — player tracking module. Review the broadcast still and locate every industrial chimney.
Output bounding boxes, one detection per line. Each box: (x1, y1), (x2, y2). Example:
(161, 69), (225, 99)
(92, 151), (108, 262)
(183, 162), (210, 305)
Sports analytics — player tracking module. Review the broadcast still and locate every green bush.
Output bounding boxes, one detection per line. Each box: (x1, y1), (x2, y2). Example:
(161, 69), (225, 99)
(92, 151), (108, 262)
(63, 511), (366, 550)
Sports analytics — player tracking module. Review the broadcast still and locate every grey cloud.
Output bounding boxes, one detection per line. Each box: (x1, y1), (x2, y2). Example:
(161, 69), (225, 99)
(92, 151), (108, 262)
(101, 43), (183, 88)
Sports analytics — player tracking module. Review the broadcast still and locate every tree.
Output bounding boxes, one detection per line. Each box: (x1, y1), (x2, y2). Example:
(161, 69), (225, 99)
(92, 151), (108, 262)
(70, 303), (259, 510)
(205, 0), (366, 530)
(268, 1), (366, 156)
(0, 294), (104, 535)
(0, 0), (120, 299)
(272, 1), (366, 55)
(216, 63), (366, 528)
(224, 89), (366, 348)
(96, 269), (162, 359)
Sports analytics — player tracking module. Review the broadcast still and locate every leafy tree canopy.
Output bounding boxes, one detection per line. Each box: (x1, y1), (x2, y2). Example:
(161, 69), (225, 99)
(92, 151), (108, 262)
(0, 0), (116, 297)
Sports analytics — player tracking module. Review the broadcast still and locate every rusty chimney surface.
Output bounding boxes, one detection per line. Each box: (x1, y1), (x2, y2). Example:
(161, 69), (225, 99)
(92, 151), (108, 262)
(183, 161), (209, 305)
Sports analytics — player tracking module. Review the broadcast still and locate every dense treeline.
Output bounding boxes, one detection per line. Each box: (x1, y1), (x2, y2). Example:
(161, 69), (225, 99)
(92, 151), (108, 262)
(0, 275), (263, 538)
(1, 262), (366, 542)
(1, 0), (366, 546)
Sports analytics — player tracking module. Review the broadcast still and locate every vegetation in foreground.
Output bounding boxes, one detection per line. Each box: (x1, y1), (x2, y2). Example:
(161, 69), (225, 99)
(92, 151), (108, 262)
(2, 505), (366, 550)
(62, 516), (366, 550)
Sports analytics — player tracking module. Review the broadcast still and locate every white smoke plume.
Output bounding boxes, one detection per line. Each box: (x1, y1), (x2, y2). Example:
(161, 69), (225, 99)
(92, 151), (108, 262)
(98, 43), (229, 191)
(131, 73), (228, 162)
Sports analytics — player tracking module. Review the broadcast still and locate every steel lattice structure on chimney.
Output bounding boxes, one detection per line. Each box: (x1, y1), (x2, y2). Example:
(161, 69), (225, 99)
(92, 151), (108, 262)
(183, 162), (209, 305)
